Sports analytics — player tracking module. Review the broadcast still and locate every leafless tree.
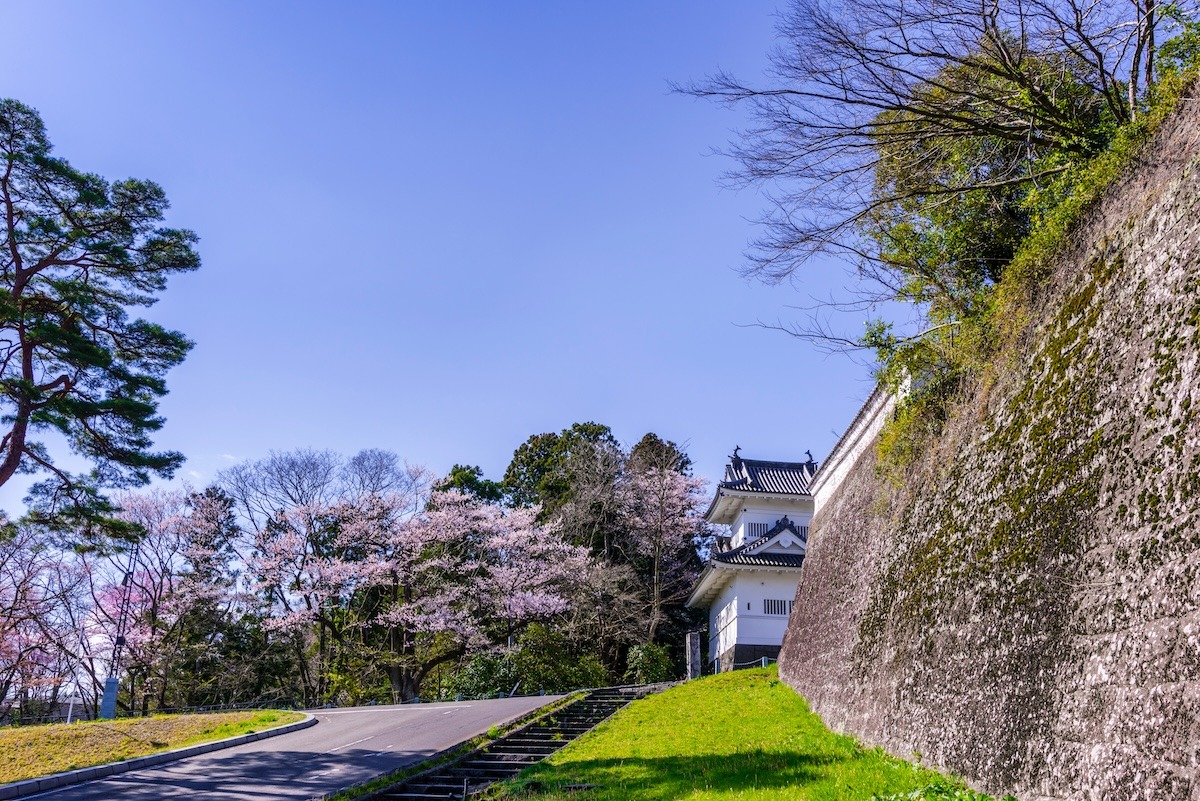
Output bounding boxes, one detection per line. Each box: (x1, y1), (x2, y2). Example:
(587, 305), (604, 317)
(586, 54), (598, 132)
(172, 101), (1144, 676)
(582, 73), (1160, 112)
(342, 448), (431, 511)
(682, 0), (1189, 343)
(0, 524), (91, 721)
(220, 448), (430, 533)
(219, 449), (343, 532)
(560, 560), (650, 674)
(553, 439), (626, 557)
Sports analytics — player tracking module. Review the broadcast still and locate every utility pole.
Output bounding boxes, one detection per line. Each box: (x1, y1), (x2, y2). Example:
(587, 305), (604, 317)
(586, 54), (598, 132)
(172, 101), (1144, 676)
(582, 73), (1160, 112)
(99, 543), (140, 720)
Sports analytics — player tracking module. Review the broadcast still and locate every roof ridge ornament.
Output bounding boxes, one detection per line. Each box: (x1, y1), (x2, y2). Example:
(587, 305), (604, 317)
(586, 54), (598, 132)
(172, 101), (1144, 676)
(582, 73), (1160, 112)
(730, 445), (743, 476)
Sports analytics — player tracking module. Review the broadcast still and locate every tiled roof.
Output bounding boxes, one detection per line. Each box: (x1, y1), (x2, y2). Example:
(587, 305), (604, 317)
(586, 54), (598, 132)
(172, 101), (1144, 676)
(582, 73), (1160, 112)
(687, 516), (808, 607)
(719, 456), (817, 496)
(715, 550), (806, 568)
(711, 516), (807, 568)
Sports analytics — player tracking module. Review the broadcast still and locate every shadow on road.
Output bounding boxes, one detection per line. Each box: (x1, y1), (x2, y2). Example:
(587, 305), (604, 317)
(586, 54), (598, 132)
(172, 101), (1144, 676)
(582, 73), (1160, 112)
(54, 747), (429, 800)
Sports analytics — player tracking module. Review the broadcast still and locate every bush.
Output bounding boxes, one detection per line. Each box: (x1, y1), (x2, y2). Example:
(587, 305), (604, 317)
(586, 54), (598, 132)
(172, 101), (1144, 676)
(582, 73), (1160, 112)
(446, 652), (520, 698)
(624, 644), (676, 683)
(510, 625), (610, 693)
(447, 625), (610, 697)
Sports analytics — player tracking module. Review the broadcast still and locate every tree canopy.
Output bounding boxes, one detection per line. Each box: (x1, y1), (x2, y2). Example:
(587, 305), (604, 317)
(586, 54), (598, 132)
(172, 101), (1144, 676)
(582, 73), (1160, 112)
(433, 464), (505, 503)
(683, 0), (1196, 361)
(0, 99), (199, 537)
(502, 421), (616, 513)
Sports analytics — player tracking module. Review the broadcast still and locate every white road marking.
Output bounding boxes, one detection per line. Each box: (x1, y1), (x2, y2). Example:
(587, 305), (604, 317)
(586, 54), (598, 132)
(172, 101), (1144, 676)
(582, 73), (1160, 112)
(324, 735), (374, 753)
(319, 705), (473, 714)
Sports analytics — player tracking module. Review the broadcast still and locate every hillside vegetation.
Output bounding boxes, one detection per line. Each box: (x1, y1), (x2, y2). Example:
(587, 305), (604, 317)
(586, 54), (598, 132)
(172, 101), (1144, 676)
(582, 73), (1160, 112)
(495, 669), (1005, 801)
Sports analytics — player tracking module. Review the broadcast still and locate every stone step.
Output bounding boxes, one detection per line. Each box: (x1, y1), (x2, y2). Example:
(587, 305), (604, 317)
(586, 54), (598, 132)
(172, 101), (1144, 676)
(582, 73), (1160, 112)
(363, 685), (667, 800)
(464, 753), (542, 764)
(447, 762), (525, 775)
(484, 745), (560, 755)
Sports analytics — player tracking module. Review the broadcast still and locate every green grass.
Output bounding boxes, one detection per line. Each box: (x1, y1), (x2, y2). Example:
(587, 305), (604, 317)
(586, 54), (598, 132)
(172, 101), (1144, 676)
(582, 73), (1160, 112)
(0, 709), (305, 785)
(492, 668), (1008, 801)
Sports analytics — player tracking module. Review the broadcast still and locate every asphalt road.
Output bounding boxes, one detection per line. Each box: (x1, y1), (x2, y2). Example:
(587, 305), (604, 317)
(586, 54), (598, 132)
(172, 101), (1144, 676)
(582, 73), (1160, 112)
(30, 695), (563, 800)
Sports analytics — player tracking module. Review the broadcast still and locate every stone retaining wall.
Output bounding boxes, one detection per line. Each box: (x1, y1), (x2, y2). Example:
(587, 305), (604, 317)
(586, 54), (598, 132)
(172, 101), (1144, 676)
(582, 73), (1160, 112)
(780, 90), (1200, 800)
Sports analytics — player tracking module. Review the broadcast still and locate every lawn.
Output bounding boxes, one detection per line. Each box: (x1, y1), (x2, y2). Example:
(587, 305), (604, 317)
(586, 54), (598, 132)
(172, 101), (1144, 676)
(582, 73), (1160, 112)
(494, 668), (1006, 801)
(0, 709), (305, 785)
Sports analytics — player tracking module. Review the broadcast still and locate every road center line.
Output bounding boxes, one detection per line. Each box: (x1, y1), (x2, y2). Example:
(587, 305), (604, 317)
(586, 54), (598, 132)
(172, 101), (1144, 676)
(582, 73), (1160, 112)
(319, 705), (473, 714)
(324, 735), (374, 753)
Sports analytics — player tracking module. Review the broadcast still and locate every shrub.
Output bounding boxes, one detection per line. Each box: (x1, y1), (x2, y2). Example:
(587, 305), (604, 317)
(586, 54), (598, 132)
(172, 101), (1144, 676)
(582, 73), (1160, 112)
(624, 643), (676, 684)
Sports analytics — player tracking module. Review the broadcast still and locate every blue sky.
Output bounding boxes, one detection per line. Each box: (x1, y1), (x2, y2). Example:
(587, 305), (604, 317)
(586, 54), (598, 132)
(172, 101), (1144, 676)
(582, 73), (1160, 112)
(0, 1), (876, 511)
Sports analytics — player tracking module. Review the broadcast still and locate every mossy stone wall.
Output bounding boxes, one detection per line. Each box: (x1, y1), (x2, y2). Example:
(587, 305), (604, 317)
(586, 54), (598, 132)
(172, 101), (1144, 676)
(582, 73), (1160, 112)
(779, 94), (1200, 800)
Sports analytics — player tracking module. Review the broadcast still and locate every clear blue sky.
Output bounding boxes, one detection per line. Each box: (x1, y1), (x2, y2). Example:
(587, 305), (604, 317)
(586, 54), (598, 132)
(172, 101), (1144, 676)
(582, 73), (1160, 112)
(0, 1), (875, 511)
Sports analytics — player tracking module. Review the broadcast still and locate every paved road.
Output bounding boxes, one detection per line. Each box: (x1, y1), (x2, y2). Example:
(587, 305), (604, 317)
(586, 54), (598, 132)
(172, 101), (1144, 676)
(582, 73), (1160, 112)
(31, 695), (563, 800)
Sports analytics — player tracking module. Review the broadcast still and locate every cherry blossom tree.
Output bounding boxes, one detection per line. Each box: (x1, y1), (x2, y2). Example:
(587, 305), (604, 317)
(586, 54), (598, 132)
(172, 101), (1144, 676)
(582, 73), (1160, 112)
(73, 487), (246, 713)
(226, 448), (431, 703)
(618, 444), (707, 642)
(345, 490), (588, 701)
(250, 502), (353, 702)
(245, 484), (590, 703)
(0, 520), (100, 722)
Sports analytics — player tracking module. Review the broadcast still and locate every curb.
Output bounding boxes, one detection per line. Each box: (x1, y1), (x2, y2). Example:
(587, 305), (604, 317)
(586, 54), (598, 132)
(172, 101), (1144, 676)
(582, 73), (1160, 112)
(0, 713), (317, 800)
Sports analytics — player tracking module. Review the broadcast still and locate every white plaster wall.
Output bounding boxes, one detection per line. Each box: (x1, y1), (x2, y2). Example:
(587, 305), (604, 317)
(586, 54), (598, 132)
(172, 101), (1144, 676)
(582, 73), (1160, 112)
(810, 388), (894, 514)
(709, 585), (738, 662)
(729, 499), (815, 548)
(715, 573), (801, 661)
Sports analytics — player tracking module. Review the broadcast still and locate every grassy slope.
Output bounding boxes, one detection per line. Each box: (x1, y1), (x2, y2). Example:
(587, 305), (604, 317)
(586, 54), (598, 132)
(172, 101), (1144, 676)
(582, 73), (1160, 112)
(0, 709), (305, 785)
(496, 669), (1004, 801)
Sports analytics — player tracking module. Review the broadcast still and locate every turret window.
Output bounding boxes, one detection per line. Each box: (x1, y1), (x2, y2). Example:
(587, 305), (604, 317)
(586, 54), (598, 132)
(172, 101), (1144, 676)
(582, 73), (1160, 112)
(764, 599), (793, 615)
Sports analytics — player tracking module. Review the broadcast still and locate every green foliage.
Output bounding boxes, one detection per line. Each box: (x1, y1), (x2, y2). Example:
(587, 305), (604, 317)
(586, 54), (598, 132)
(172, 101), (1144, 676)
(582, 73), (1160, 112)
(1004, 69), (1194, 304)
(623, 643), (676, 684)
(874, 57), (1199, 471)
(511, 625), (610, 692)
(1157, 6), (1200, 77)
(447, 651), (519, 698)
(503, 422), (616, 512)
(863, 46), (1111, 331)
(0, 98), (199, 538)
(498, 667), (984, 801)
(433, 464), (505, 502)
(449, 625), (610, 697)
(627, 433), (692, 475)
(860, 52), (1113, 465)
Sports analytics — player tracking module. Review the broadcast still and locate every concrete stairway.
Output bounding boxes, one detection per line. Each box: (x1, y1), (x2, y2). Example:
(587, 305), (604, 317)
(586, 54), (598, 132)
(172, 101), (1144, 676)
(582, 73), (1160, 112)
(367, 686), (656, 800)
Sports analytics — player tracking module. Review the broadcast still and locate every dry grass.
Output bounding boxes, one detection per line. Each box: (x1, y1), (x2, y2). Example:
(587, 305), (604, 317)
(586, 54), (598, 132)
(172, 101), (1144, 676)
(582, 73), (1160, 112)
(0, 709), (305, 784)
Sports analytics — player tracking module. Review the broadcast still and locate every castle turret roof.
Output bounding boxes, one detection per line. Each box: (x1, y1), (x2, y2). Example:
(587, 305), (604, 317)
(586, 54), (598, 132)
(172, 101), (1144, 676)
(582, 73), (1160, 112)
(720, 455), (817, 496)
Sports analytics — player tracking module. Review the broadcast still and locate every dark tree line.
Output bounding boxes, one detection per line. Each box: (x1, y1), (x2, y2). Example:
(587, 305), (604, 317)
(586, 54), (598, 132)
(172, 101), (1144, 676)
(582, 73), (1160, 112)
(0, 427), (709, 719)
